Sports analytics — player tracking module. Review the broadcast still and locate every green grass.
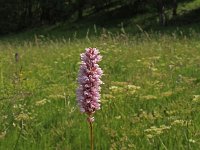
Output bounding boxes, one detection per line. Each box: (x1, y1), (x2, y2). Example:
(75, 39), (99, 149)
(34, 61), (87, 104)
(1, 0), (200, 149)
(0, 28), (200, 150)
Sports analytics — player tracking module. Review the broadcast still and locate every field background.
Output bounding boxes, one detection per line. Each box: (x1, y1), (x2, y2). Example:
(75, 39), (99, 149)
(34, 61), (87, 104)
(1, 0), (200, 149)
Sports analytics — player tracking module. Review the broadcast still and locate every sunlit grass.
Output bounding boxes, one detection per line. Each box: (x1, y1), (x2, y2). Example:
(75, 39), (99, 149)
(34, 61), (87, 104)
(0, 29), (200, 149)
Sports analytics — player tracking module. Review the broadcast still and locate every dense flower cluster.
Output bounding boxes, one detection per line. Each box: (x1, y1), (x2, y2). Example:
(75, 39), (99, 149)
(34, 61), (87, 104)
(76, 48), (103, 122)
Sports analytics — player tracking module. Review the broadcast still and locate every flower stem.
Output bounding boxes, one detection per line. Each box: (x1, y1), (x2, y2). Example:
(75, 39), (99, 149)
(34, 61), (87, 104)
(89, 121), (94, 150)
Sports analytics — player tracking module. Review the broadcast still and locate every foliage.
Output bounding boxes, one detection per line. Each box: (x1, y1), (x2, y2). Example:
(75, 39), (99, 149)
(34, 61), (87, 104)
(1, 0), (199, 34)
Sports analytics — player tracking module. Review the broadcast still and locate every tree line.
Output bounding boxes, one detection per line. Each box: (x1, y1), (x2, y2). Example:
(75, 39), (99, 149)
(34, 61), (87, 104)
(0, 0), (186, 34)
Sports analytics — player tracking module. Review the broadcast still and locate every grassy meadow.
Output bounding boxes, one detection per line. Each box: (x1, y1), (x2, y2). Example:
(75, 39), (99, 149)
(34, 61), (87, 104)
(0, 26), (200, 150)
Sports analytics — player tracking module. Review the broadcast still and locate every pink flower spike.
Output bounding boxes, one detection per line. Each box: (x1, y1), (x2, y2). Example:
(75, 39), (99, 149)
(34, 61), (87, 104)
(76, 48), (103, 120)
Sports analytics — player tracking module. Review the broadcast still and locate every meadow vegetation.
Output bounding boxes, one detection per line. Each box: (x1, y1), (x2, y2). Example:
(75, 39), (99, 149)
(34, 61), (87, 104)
(0, 1), (200, 149)
(0, 26), (200, 149)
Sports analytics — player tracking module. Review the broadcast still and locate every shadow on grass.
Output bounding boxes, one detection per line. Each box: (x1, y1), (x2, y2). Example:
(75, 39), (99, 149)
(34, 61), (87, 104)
(1, 5), (200, 42)
(169, 7), (200, 26)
